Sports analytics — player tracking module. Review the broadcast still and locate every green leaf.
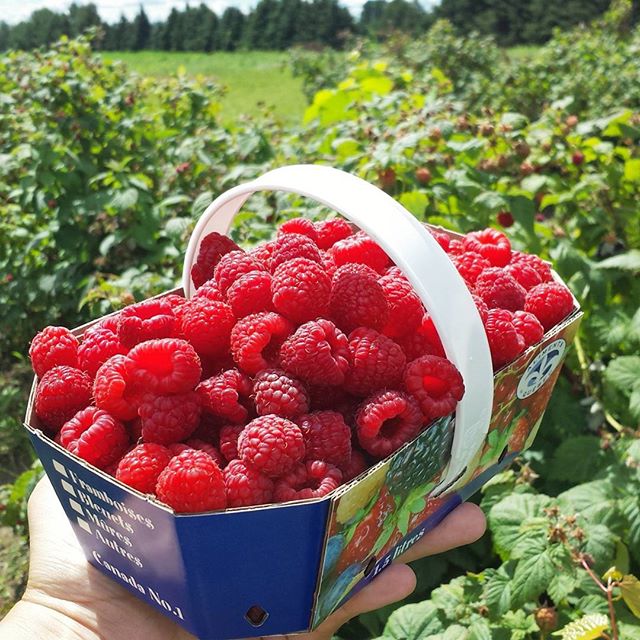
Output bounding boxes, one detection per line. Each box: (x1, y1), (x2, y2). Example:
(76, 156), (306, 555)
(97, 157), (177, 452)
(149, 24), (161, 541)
(620, 575), (640, 618)
(548, 437), (606, 483)
(398, 191), (429, 217)
(583, 524), (617, 572)
(110, 187), (138, 210)
(552, 614), (609, 639)
(596, 250), (640, 272)
(558, 481), (621, 531)
(604, 356), (640, 392)
(510, 549), (556, 607)
(624, 159), (640, 181)
(484, 565), (513, 617)
(548, 571), (579, 603)
(382, 601), (445, 639)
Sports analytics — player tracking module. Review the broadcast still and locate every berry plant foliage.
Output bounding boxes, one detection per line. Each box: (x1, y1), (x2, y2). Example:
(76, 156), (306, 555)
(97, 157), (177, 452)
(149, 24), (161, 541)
(2, 3), (640, 634)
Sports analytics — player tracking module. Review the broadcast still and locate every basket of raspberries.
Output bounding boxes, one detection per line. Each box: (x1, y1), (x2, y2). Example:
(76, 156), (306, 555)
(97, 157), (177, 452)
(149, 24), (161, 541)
(27, 164), (577, 517)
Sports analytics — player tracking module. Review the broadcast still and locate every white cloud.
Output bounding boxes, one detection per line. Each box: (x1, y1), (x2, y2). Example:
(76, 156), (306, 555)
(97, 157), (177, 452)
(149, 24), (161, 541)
(0, 0), (437, 25)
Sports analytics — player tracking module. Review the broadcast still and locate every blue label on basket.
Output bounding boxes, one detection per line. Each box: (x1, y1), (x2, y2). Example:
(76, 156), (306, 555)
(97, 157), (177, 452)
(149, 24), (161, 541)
(517, 339), (566, 399)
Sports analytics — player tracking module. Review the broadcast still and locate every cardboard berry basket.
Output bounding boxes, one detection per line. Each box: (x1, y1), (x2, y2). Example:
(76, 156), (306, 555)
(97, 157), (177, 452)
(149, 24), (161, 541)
(24, 165), (582, 639)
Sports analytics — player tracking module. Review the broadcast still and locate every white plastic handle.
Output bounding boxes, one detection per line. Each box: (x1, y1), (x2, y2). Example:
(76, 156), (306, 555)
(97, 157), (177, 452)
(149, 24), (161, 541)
(182, 165), (493, 493)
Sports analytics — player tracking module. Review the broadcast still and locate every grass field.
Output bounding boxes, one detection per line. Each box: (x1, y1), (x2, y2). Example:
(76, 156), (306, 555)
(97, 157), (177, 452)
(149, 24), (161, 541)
(102, 51), (307, 123)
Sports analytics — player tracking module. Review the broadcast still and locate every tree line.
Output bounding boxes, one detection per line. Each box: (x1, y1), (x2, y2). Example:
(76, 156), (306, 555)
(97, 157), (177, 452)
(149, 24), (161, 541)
(0, 0), (627, 52)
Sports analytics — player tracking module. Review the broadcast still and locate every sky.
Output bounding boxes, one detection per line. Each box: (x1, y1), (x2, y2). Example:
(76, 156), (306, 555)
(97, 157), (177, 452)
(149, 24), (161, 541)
(0, 0), (437, 24)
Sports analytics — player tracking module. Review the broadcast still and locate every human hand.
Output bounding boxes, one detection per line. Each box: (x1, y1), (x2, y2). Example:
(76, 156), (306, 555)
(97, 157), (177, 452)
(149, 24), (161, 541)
(2, 477), (485, 640)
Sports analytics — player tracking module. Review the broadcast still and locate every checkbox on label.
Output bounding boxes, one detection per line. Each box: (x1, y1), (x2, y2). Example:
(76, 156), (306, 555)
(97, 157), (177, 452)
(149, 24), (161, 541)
(61, 479), (76, 497)
(53, 460), (68, 477)
(69, 499), (83, 516)
(77, 518), (92, 534)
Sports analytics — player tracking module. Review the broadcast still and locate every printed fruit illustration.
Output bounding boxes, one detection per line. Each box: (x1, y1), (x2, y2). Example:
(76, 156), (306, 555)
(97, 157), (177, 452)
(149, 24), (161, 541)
(336, 462), (388, 524)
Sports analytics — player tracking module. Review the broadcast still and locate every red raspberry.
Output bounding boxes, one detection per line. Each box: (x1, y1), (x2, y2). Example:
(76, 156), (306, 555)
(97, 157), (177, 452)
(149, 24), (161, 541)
(227, 270), (274, 318)
(156, 449), (227, 513)
(224, 459), (274, 507)
(126, 338), (202, 395)
(191, 231), (240, 289)
(330, 231), (390, 274)
(345, 328), (406, 397)
(248, 240), (276, 270)
(214, 250), (265, 295)
(497, 211), (515, 228)
(340, 448), (368, 482)
(279, 319), (350, 386)
(484, 309), (525, 368)
(322, 251), (338, 279)
(315, 218), (352, 250)
(94, 355), (140, 421)
(447, 239), (465, 256)
(452, 252), (492, 287)
(356, 390), (423, 457)
(472, 295), (490, 323)
(463, 229), (512, 267)
(197, 369), (253, 423)
(138, 392), (201, 445)
(253, 369), (309, 418)
(238, 415), (305, 477)
(274, 460), (342, 502)
(270, 233), (322, 271)
(115, 443), (172, 493)
(78, 328), (127, 378)
(505, 262), (542, 290)
(230, 312), (293, 374)
(525, 282), (574, 331)
(168, 443), (191, 456)
(330, 263), (389, 333)
(378, 270), (423, 337)
(184, 438), (225, 468)
(179, 298), (235, 358)
(85, 314), (120, 337)
(191, 279), (224, 303)
(279, 217), (318, 242)
(272, 258), (331, 323)
(429, 228), (451, 251)
(219, 424), (244, 462)
(513, 310), (544, 347)
(404, 355), (465, 421)
(163, 294), (188, 310)
(29, 326), (79, 377)
(60, 406), (129, 470)
(475, 267), (526, 311)
(509, 251), (553, 283)
(190, 412), (222, 443)
(298, 411), (351, 466)
(35, 366), (92, 431)
(396, 313), (446, 361)
(117, 299), (176, 349)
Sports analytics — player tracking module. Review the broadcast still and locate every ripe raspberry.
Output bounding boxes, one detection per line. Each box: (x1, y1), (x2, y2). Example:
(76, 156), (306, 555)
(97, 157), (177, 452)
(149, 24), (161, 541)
(429, 228), (451, 252)
(162, 294), (188, 310)
(279, 319), (350, 386)
(214, 250), (265, 295)
(513, 310), (544, 347)
(29, 326), (79, 377)
(85, 314), (120, 337)
(505, 262), (542, 290)
(525, 282), (574, 331)
(330, 264), (389, 333)
(179, 298), (235, 358)
(274, 460), (342, 502)
(404, 355), (465, 420)
(219, 424), (244, 462)
(340, 448), (368, 482)
(226, 270), (274, 318)
(191, 279), (224, 303)
(356, 391), (423, 457)
(117, 299), (176, 349)
(484, 309), (526, 368)
(168, 443), (191, 456)
(191, 231), (240, 289)
(463, 229), (512, 267)
(396, 313), (446, 361)
(197, 369), (253, 423)
(315, 218), (352, 250)
(298, 411), (351, 466)
(345, 328), (406, 397)
(248, 240), (276, 270)
(138, 392), (201, 445)
(452, 252), (492, 287)
(270, 233), (322, 271)
(156, 449), (227, 513)
(475, 267), (526, 311)
(472, 295), (490, 323)
(126, 339), (202, 395)
(35, 366), (92, 431)
(497, 211), (514, 228)
(230, 312), (293, 374)
(238, 415), (305, 477)
(78, 328), (127, 378)
(446, 239), (465, 256)
(330, 231), (390, 274)
(322, 251), (338, 279)
(60, 406), (129, 470)
(184, 438), (225, 468)
(279, 217), (318, 242)
(509, 251), (553, 282)
(272, 258), (331, 323)
(224, 459), (274, 507)
(115, 443), (172, 493)
(253, 369), (309, 418)
(94, 355), (140, 421)
(378, 271), (423, 337)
